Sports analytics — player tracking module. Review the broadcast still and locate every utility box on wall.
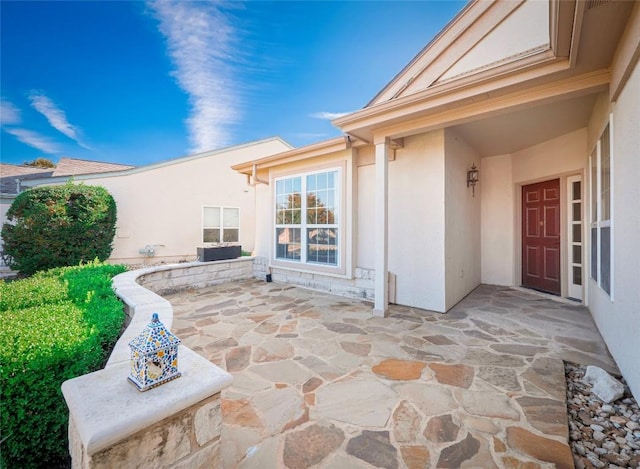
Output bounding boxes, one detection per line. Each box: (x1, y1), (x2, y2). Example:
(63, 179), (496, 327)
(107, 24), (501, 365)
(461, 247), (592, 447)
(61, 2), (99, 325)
(198, 246), (242, 262)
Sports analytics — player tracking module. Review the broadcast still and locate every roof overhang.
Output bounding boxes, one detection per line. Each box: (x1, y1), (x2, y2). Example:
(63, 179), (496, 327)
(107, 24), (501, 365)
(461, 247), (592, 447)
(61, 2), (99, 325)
(339, 68), (609, 144)
(232, 137), (360, 175)
(231, 0), (632, 172)
(332, 0), (629, 143)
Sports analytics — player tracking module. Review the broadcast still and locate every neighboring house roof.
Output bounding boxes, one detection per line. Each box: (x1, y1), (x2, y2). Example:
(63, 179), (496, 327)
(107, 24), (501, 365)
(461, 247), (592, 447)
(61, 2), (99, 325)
(0, 164), (54, 178)
(0, 158), (134, 195)
(52, 157), (134, 177)
(0, 164), (54, 195)
(20, 137), (294, 188)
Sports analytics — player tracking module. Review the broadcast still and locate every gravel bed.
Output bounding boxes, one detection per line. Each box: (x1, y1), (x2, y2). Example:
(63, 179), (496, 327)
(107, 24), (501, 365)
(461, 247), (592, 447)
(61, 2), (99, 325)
(566, 362), (640, 468)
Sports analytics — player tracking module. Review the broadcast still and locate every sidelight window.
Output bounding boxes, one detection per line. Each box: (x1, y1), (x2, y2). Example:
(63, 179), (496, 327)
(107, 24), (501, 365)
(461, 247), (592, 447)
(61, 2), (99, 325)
(590, 122), (612, 297)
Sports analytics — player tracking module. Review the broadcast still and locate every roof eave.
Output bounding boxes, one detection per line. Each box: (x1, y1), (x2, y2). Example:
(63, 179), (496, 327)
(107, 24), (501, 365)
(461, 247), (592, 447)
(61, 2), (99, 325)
(232, 137), (352, 174)
(333, 51), (574, 140)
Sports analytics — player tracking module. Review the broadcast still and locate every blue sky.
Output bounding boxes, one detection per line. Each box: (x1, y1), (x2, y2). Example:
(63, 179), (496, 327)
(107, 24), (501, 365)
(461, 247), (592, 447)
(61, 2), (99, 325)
(1, 1), (465, 167)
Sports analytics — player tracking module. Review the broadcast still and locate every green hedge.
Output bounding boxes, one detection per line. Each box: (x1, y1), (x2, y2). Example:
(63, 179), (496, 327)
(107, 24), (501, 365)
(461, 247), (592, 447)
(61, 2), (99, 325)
(0, 262), (127, 469)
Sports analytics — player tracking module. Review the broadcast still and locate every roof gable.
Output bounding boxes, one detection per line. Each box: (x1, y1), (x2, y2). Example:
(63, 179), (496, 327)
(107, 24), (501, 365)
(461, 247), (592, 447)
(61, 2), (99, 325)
(369, 0), (553, 105)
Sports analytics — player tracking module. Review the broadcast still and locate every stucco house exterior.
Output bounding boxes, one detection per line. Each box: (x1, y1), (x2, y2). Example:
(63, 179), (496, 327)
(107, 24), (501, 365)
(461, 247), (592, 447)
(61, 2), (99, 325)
(21, 137), (292, 265)
(233, 0), (640, 398)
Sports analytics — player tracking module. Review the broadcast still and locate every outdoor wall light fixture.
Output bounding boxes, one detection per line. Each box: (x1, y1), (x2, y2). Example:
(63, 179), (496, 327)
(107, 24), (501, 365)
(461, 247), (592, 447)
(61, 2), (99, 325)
(467, 163), (479, 197)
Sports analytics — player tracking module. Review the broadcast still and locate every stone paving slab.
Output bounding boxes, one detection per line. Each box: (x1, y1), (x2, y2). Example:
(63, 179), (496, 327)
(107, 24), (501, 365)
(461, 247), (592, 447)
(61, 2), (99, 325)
(166, 280), (619, 468)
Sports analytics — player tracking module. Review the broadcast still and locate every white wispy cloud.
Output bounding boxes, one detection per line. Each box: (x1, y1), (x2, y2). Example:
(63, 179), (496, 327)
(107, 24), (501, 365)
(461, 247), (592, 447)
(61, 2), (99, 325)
(4, 128), (60, 154)
(28, 92), (91, 149)
(293, 132), (328, 140)
(309, 111), (351, 121)
(148, 1), (240, 153)
(0, 98), (22, 126)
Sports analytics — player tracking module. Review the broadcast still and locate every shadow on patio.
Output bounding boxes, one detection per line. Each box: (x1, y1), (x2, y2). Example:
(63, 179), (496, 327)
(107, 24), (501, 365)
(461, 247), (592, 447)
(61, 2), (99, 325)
(165, 280), (618, 469)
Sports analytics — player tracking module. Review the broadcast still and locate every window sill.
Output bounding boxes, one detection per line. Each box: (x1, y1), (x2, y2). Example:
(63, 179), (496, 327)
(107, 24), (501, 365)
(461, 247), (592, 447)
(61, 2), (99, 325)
(270, 259), (351, 280)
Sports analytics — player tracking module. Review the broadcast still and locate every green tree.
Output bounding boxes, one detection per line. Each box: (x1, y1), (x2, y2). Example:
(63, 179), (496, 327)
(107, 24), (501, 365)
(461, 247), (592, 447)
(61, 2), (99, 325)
(275, 192), (335, 225)
(24, 157), (56, 168)
(1, 183), (117, 275)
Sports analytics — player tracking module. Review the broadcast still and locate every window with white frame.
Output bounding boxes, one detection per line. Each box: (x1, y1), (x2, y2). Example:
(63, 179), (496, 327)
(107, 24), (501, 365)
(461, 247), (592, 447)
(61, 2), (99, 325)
(590, 122), (612, 296)
(274, 169), (339, 266)
(203, 207), (239, 244)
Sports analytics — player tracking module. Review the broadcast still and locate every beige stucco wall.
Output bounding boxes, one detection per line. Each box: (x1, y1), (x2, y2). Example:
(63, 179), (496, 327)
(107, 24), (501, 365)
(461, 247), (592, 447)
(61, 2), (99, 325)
(480, 129), (587, 290)
(254, 131), (450, 312)
(511, 129), (587, 185)
(356, 162), (375, 270)
(444, 128), (482, 310)
(480, 154), (514, 285)
(388, 130), (446, 311)
(588, 59), (640, 399)
(253, 180), (271, 259)
(34, 139), (290, 265)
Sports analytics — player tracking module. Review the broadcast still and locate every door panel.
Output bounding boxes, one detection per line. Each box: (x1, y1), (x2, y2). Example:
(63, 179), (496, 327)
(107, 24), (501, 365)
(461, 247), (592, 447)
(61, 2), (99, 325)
(526, 208), (540, 237)
(522, 179), (561, 295)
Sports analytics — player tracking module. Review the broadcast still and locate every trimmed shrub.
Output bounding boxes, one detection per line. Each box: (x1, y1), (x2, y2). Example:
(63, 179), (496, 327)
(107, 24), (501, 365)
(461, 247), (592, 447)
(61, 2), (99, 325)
(0, 262), (127, 469)
(1, 183), (117, 275)
(0, 275), (67, 311)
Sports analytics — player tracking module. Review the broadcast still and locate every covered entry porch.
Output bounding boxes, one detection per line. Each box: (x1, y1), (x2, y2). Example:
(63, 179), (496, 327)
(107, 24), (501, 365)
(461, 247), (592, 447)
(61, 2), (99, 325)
(167, 278), (618, 468)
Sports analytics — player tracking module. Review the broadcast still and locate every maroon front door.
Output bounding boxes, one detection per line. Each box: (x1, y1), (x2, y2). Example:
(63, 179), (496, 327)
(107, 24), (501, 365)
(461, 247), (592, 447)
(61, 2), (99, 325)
(522, 179), (561, 295)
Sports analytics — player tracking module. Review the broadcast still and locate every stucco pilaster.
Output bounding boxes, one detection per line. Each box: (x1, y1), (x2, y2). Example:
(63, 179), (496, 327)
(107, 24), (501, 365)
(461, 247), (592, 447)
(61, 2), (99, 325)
(373, 141), (389, 316)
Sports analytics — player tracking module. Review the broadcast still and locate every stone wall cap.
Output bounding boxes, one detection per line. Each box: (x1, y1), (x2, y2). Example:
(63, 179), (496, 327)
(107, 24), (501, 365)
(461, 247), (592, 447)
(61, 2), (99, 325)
(62, 345), (232, 455)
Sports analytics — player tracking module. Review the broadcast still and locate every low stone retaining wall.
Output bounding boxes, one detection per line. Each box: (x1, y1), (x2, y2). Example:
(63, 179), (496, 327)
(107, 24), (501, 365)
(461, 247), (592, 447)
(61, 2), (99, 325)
(107, 257), (254, 367)
(253, 256), (375, 300)
(137, 257), (254, 296)
(62, 259), (250, 469)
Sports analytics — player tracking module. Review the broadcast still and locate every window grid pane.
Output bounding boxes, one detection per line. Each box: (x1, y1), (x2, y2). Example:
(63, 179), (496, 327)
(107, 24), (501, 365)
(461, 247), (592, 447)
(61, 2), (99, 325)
(276, 228), (301, 261)
(601, 226), (611, 295)
(572, 224), (581, 243)
(573, 245), (582, 265)
(307, 228), (338, 265)
(223, 229), (239, 243)
(204, 228), (220, 243)
(572, 203), (581, 222)
(572, 181), (581, 201)
(600, 125), (611, 221)
(573, 266), (582, 286)
(591, 227), (598, 281)
(275, 176), (302, 227)
(223, 208), (239, 228)
(203, 207), (221, 228)
(591, 149), (598, 223)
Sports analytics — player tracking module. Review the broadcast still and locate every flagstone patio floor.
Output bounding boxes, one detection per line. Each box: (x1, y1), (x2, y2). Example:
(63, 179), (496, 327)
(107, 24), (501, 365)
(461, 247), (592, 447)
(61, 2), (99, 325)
(165, 280), (619, 469)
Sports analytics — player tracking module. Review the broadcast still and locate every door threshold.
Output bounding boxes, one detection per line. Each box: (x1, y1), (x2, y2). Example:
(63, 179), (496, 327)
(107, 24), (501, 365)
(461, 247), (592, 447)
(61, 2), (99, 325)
(513, 287), (584, 305)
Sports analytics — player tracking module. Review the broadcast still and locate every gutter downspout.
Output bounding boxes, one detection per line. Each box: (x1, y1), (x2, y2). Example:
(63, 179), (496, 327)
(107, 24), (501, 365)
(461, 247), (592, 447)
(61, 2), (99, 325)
(249, 164), (269, 186)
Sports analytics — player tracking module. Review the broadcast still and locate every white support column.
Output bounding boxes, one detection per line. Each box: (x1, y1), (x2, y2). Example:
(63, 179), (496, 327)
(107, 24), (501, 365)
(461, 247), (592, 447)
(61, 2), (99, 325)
(374, 140), (389, 317)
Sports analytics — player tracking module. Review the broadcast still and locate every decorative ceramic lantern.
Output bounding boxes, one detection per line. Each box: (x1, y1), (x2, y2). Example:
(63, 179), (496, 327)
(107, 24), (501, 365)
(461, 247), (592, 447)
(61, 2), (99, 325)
(128, 313), (181, 391)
